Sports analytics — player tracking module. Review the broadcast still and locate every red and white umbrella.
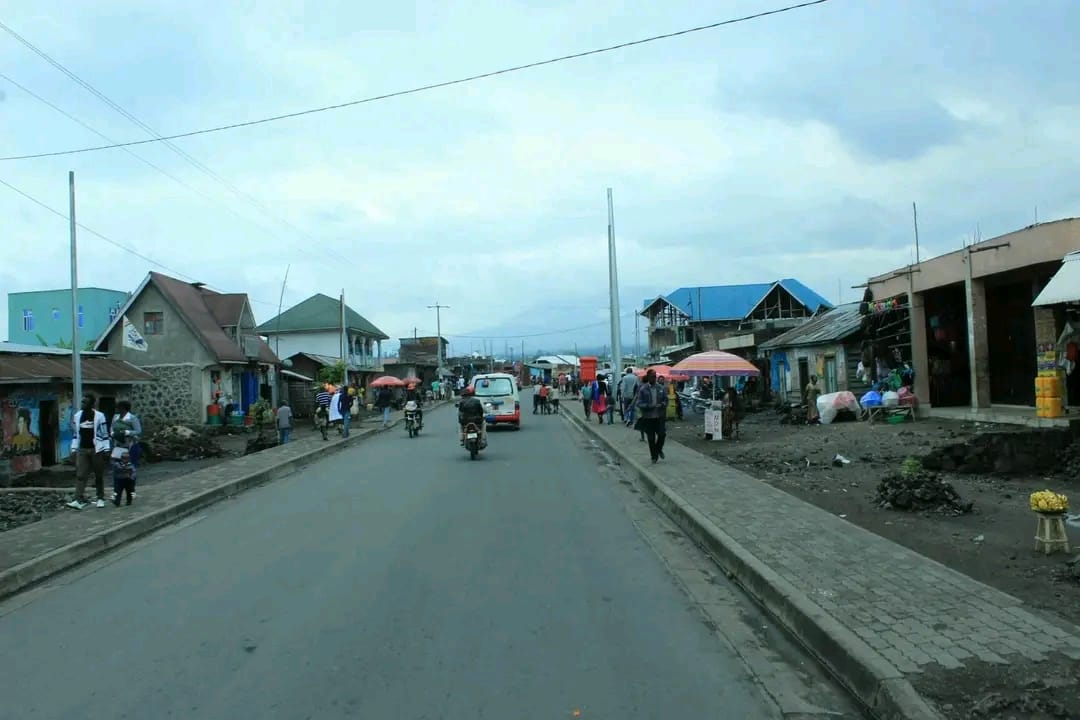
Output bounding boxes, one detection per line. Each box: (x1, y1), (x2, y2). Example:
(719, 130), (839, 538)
(369, 375), (406, 388)
(671, 351), (760, 378)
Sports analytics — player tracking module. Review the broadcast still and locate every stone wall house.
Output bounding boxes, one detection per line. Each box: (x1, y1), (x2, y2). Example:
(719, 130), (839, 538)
(93, 272), (279, 430)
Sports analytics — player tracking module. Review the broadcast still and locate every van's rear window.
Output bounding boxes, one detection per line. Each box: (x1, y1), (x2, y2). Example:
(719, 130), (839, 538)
(473, 378), (514, 396)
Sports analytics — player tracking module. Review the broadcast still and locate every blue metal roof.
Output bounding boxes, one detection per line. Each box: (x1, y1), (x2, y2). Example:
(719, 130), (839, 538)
(646, 279), (833, 321)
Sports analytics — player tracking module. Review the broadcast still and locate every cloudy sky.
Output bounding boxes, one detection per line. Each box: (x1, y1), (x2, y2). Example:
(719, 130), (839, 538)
(1, 0), (1078, 357)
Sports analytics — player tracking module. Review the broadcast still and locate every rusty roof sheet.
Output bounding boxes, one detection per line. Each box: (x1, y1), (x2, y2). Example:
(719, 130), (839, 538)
(0, 355), (153, 384)
(759, 302), (864, 350)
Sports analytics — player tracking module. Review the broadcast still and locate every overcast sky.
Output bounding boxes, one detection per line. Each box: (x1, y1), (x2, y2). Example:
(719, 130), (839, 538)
(1, 1), (1078, 356)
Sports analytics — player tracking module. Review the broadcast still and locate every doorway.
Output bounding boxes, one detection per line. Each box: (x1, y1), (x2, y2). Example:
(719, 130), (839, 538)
(824, 356), (838, 394)
(38, 400), (58, 466)
(797, 357), (810, 397)
(98, 396), (116, 430)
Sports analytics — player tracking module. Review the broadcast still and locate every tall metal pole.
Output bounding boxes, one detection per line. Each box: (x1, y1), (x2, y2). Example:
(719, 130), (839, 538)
(339, 290), (346, 366)
(68, 171), (82, 405)
(634, 311), (640, 362)
(912, 202), (921, 264)
(607, 188), (622, 375)
(428, 303), (449, 374)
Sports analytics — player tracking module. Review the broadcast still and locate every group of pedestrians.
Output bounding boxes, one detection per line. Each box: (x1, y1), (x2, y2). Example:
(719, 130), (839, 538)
(578, 368), (669, 465)
(67, 393), (142, 510)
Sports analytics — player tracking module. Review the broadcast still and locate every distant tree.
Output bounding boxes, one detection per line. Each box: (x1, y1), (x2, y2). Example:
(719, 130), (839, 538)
(317, 360), (346, 386)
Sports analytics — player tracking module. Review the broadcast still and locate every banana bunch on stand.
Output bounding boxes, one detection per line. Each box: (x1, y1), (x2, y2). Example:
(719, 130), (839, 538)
(1029, 490), (1069, 514)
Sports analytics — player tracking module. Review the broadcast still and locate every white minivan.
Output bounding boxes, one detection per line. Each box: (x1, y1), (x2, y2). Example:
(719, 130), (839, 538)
(470, 373), (521, 429)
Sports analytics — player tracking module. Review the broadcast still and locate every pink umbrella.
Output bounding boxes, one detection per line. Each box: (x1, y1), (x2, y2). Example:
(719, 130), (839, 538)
(369, 375), (406, 388)
(671, 351), (760, 377)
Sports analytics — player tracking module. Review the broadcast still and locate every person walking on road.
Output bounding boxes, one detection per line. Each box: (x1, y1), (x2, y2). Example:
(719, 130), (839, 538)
(314, 386), (331, 440)
(339, 388), (354, 438)
(580, 377), (593, 419)
(591, 374), (609, 425)
(276, 400), (293, 444)
(618, 368), (639, 427)
(375, 385), (393, 427)
(636, 369), (668, 464)
(68, 394), (110, 509)
(532, 381), (541, 415)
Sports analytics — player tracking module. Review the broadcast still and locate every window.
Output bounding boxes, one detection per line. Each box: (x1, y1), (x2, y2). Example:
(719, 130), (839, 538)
(472, 376), (514, 397)
(51, 308), (61, 321)
(21, 309), (33, 332)
(143, 311), (164, 335)
(77, 305), (85, 328)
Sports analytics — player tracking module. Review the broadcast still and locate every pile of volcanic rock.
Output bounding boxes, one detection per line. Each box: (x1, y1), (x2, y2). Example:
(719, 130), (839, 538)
(0, 490), (68, 532)
(144, 425), (225, 462)
(874, 470), (973, 515)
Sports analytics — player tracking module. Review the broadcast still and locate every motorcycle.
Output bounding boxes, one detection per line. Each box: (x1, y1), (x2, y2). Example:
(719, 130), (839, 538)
(463, 421), (482, 460)
(404, 400), (422, 438)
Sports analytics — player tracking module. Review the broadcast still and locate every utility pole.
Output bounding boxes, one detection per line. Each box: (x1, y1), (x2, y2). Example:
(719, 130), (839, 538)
(428, 302), (449, 374)
(272, 264), (289, 409)
(69, 171), (82, 405)
(607, 188), (623, 375)
(634, 312), (640, 362)
(912, 202), (921, 264)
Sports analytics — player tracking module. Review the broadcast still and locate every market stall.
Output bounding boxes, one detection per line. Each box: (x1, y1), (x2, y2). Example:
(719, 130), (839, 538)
(671, 351), (761, 440)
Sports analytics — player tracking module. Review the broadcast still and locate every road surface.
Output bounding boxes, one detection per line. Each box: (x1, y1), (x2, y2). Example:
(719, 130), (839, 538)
(0, 405), (857, 719)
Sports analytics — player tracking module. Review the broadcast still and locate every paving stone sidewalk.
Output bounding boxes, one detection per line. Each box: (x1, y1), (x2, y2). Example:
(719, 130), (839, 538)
(567, 414), (1080, 703)
(0, 403), (437, 578)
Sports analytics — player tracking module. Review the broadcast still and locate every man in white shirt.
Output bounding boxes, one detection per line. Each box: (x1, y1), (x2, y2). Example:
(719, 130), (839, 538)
(68, 393), (111, 509)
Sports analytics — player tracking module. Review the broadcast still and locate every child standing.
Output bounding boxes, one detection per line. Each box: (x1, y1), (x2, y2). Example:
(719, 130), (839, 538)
(111, 415), (137, 506)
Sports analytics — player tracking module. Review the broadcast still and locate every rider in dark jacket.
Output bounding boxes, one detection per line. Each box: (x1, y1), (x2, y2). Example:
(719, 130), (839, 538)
(457, 386), (486, 447)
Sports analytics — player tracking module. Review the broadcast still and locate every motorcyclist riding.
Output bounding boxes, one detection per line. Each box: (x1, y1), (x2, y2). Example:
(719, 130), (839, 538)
(405, 383), (423, 427)
(457, 386), (487, 448)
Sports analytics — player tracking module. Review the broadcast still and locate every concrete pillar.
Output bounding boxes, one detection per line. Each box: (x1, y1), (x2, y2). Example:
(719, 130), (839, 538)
(908, 290), (931, 408)
(964, 265), (991, 409)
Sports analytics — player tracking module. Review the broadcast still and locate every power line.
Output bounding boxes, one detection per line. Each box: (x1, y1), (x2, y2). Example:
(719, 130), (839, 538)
(0, 175), (280, 307)
(0, 22), (353, 266)
(0, 0), (829, 161)
(0, 71), (320, 262)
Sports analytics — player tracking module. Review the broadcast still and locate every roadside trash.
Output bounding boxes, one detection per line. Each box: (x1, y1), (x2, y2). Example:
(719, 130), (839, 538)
(832, 454), (851, 467)
(973, 534), (985, 543)
(875, 470), (974, 515)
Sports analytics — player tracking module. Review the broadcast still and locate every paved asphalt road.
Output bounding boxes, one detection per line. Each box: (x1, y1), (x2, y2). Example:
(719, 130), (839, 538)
(0, 406), (809, 719)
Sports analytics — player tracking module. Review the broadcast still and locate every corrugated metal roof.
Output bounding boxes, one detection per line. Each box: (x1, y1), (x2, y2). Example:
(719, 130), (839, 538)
(643, 279), (833, 321)
(1033, 250), (1080, 306)
(759, 302), (864, 350)
(0, 355), (153, 384)
(255, 294), (388, 339)
(0, 343), (106, 356)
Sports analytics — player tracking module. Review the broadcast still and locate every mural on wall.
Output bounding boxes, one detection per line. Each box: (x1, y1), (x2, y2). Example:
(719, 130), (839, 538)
(1, 391), (43, 475)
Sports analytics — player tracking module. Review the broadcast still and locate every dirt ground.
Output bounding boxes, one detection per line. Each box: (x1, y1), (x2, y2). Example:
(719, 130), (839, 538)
(666, 409), (1080, 719)
(665, 410), (1080, 628)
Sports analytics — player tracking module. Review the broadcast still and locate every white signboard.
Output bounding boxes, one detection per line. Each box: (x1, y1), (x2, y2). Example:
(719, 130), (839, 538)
(704, 409), (723, 439)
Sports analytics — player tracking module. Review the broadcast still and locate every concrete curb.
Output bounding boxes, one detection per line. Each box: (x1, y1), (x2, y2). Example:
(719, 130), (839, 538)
(0, 405), (448, 603)
(562, 410), (943, 720)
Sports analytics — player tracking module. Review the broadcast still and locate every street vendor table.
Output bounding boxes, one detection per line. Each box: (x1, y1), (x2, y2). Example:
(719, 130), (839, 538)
(862, 405), (915, 424)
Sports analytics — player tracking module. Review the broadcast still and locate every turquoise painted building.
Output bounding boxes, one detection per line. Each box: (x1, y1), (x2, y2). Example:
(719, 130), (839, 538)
(7, 288), (130, 348)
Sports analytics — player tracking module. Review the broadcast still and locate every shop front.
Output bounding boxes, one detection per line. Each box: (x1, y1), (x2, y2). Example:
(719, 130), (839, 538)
(0, 350), (152, 483)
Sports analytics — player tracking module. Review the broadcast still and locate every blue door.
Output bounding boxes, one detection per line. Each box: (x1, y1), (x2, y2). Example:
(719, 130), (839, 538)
(240, 371), (258, 412)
